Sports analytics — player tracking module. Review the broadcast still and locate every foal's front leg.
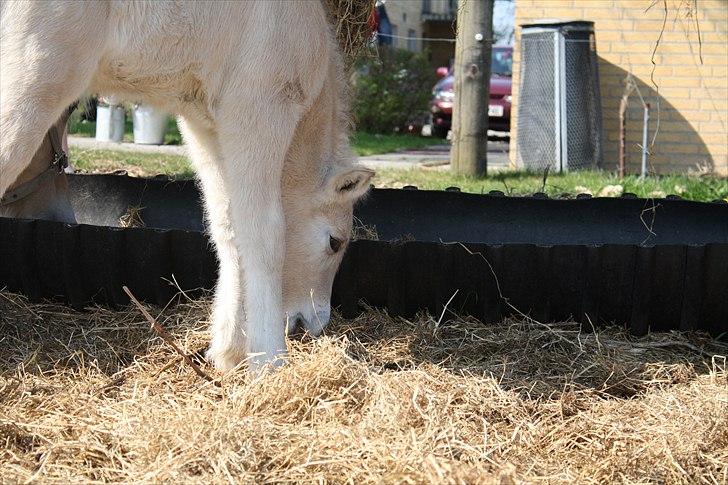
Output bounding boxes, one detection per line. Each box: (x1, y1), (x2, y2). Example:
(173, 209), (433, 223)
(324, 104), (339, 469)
(196, 102), (302, 372)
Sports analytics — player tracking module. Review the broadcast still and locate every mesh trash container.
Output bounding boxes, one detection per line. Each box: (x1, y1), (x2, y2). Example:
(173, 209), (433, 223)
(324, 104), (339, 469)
(516, 20), (603, 171)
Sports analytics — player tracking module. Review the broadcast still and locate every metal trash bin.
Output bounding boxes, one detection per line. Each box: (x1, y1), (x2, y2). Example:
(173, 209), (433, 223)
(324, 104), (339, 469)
(95, 97), (125, 143)
(132, 104), (168, 145)
(516, 20), (603, 172)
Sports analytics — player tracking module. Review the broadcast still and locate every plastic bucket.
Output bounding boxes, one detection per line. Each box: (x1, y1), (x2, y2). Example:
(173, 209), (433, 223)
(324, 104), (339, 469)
(132, 105), (168, 145)
(95, 104), (125, 142)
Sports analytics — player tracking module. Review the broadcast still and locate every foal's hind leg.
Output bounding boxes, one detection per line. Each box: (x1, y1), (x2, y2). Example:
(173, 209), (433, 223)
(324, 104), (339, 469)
(0, 2), (107, 198)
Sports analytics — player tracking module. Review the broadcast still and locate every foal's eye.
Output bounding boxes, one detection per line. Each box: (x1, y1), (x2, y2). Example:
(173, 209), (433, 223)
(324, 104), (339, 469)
(329, 235), (344, 253)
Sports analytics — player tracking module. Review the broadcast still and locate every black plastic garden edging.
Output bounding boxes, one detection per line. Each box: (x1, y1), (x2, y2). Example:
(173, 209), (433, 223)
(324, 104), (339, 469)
(1, 173), (726, 336)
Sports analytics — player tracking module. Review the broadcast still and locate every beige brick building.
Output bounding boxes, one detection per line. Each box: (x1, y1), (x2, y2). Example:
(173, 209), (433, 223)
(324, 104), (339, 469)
(379, 0), (458, 67)
(511, 0), (727, 176)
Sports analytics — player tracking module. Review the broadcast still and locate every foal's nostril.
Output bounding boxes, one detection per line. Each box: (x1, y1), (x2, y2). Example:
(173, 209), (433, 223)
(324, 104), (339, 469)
(287, 313), (306, 339)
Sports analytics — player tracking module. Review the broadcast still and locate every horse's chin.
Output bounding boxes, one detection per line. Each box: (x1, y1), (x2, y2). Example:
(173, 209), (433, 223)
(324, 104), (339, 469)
(286, 307), (331, 338)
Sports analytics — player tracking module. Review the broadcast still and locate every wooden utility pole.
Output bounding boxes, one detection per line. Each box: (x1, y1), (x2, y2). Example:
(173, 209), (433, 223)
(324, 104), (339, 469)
(451, 0), (494, 176)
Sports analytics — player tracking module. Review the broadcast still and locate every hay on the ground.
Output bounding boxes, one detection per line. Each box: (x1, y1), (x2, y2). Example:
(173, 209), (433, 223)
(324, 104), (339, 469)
(1, 289), (726, 483)
(118, 205), (146, 228)
(352, 215), (379, 240)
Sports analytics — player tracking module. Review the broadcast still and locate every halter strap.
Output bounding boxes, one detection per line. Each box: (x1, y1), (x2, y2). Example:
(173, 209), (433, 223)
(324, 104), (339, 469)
(0, 106), (75, 207)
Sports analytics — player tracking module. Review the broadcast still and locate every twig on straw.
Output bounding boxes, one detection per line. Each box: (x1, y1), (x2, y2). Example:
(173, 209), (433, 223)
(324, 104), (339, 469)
(440, 240), (576, 347)
(434, 289), (460, 332)
(123, 286), (220, 386)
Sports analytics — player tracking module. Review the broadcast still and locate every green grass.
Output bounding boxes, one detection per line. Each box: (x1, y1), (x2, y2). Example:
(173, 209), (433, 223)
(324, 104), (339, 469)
(70, 115), (442, 156)
(374, 168), (728, 202)
(350, 132), (445, 156)
(69, 117), (182, 145)
(69, 144), (727, 203)
(70, 148), (194, 178)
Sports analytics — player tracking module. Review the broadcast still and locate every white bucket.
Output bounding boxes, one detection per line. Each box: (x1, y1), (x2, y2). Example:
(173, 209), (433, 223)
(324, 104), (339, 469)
(95, 104), (125, 142)
(132, 105), (168, 145)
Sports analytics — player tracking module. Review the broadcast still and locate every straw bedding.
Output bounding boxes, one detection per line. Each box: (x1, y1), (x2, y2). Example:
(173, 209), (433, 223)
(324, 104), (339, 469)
(1, 289), (726, 484)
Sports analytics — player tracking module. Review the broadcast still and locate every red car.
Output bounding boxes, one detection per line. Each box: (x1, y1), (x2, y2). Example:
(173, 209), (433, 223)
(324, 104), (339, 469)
(429, 46), (513, 138)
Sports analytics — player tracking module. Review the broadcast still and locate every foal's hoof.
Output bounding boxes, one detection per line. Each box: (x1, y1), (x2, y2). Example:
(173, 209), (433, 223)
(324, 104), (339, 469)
(246, 351), (288, 375)
(205, 347), (243, 372)
(206, 347), (287, 374)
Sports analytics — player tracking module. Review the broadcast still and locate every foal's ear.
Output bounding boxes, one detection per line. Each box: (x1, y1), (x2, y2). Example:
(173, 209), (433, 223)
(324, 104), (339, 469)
(327, 166), (375, 201)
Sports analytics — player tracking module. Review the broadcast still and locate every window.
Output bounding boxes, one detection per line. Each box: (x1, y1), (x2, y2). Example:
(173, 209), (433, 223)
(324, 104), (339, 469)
(407, 29), (417, 51)
(391, 24), (398, 48)
(491, 48), (513, 76)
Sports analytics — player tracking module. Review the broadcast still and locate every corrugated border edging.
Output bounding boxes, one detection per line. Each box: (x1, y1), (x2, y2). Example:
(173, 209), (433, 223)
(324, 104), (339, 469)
(66, 174), (728, 246)
(0, 219), (216, 308)
(1, 218), (726, 336)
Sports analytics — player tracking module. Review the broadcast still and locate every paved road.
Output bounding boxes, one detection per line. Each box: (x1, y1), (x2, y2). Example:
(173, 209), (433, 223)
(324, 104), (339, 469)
(68, 136), (512, 171)
(357, 141), (510, 170)
(69, 136), (188, 156)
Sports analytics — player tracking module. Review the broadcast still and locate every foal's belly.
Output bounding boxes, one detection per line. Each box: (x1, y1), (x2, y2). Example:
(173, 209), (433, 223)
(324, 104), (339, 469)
(89, 56), (210, 118)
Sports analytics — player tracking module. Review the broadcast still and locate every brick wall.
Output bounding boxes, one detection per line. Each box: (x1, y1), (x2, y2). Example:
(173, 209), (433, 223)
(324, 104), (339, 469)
(511, 0), (727, 176)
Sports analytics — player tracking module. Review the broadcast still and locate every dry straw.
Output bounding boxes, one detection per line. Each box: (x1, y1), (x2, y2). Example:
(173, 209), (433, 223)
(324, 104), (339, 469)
(118, 205), (145, 228)
(5, 2), (725, 482)
(1, 288), (726, 483)
(324, 0), (377, 64)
